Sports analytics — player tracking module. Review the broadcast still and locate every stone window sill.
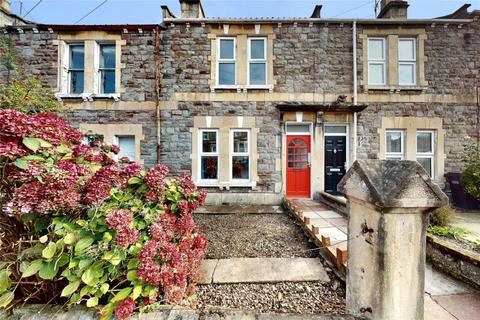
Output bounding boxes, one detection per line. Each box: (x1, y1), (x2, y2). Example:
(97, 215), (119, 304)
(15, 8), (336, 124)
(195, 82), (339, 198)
(363, 85), (428, 93)
(210, 85), (273, 93)
(55, 93), (120, 102)
(196, 181), (257, 190)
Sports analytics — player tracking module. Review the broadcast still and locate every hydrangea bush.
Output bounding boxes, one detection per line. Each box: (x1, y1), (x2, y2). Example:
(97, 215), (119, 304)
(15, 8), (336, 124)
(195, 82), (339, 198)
(0, 109), (207, 319)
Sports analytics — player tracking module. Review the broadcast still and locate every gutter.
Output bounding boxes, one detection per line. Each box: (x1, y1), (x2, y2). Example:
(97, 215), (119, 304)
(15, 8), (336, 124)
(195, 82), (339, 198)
(163, 18), (473, 25)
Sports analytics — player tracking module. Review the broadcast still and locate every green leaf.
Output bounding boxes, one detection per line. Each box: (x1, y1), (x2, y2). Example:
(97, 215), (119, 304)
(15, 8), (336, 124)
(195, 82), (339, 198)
(41, 242), (57, 259)
(86, 296), (98, 308)
(81, 269), (98, 287)
(14, 158), (28, 170)
(38, 139), (52, 148)
(80, 285), (92, 298)
(56, 144), (72, 154)
(131, 285), (142, 300)
(127, 259), (138, 270)
(0, 270), (11, 294)
(78, 259), (92, 270)
(126, 270), (137, 282)
(39, 235), (48, 244)
(110, 287), (132, 303)
(39, 262), (57, 280)
(61, 281), (80, 297)
(75, 237), (94, 254)
(54, 254), (69, 269)
(22, 259), (44, 278)
(22, 137), (41, 152)
(70, 293), (80, 304)
(0, 291), (14, 308)
(128, 177), (142, 184)
(64, 233), (76, 245)
(23, 154), (45, 162)
(100, 283), (109, 295)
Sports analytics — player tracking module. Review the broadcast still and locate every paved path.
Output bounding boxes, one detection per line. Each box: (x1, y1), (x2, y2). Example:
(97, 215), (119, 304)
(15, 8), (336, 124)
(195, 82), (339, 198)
(285, 198), (480, 320)
(199, 258), (330, 284)
(452, 210), (480, 243)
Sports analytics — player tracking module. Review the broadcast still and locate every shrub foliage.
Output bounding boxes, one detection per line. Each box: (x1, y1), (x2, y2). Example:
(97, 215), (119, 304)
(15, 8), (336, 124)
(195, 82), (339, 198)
(0, 109), (207, 319)
(461, 143), (480, 200)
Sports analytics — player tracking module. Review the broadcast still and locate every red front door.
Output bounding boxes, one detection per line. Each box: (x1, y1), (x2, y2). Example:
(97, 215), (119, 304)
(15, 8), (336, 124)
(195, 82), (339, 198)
(286, 135), (311, 198)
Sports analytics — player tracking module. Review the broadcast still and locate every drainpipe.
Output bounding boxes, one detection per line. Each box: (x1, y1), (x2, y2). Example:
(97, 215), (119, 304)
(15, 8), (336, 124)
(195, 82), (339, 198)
(353, 21), (358, 162)
(155, 26), (162, 164)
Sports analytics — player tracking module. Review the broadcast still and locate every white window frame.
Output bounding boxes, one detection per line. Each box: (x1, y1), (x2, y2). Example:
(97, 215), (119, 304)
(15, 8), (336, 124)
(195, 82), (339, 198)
(67, 42), (85, 94)
(199, 129), (219, 182)
(230, 129), (251, 182)
(285, 122), (313, 136)
(97, 42), (117, 94)
(385, 130), (405, 160)
(324, 124), (350, 171)
(216, 37), (237, 87)
(247, 37), (267, 86)
(113, 135), (136, 161)
(416, 130), (435, 177)
(398, 38), (417, 86)
(368, 37), (387, 86)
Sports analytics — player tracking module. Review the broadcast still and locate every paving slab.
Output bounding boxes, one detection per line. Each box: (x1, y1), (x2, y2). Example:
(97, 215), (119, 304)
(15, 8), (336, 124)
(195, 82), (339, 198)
(315, 210), (343, 219)
(200, 259), (218, 284)
(308, 218), (334, 228)
(432, 294), (480, 320)
(317, 227), (348, 242)
(452, 211), (480, 243)
(425, 264), (475, 296)
(210, 258), (330, 284)
(324, 217), (348, 227)
(424, 294), (457, 320)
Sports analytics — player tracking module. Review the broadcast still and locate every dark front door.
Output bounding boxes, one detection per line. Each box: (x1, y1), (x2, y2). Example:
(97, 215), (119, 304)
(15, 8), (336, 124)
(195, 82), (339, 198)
(325, 136), (346, 195)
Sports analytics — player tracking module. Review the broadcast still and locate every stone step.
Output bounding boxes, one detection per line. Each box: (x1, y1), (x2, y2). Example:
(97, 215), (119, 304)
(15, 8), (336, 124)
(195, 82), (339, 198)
(199, 258), (330, 284)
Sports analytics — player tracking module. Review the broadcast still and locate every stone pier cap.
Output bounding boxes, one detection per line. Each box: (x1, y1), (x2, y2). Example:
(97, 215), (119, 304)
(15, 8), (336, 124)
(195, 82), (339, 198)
(338, 160), (448, 210)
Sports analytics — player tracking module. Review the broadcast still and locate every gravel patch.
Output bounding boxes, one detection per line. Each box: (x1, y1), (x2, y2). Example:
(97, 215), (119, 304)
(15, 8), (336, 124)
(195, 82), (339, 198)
(194, 213), (319, 259)
(196, 281), (347, 315)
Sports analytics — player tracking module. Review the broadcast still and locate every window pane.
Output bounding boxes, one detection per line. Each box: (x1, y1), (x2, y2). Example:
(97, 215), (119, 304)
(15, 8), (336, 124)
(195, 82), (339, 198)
(417, 157), (432, 177)
(386, 131), (402, 153)
(249, 63), (266, 85)
(219, 63), (235, 85)
(399, 39), (415, 60)
(102, 70), (116, 93)
(219, 39), (234, 59)
(232, 156), (249, 179)
(386, 156), (403, 161)
(368, 63), (385, 85)
(325, 126), (347, 134)
(70, 71), (84, 94)
(233, 131), (248, 153)
(399, 64), (415, 85)
(100, 45), (115, 68)
(201, 156), (218, 180)
(117, 135), (135, 161)
(286, 124), (310, 134)
(202, 131), (217, 153)
(417, 132), (433, 153)
(368, 39), (384, 60)
(250, 39), (265, 59)
(70, 45), (84, 69)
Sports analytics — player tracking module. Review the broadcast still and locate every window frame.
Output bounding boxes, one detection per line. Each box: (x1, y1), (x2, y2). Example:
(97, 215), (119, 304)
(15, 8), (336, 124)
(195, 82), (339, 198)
(98, 42), (116, 94)
(216, 37), (237, 87)
(247, 37), (267, 86)
(385, 130), (405, 160)
(230, 129), (251, 182)
(199, 129), (220, 182)
(398, 38), (417, 86)
(67, 42), (85, 94)
(113, 134), (136, 161)
(416, 130), (435, 177)
(367, 37), (387, 86)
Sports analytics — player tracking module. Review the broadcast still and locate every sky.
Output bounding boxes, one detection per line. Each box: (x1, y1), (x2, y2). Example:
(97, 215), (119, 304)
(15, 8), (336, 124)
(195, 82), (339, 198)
(9, 0), (480, 25)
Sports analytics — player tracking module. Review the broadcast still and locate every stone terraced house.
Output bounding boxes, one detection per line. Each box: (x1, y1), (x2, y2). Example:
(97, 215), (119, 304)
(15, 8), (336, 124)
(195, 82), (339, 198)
(1, 0), (479, 205)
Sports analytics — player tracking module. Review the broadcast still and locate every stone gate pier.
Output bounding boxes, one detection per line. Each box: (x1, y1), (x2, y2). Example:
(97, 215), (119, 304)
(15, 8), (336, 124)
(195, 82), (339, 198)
(338, 160), (448, 320)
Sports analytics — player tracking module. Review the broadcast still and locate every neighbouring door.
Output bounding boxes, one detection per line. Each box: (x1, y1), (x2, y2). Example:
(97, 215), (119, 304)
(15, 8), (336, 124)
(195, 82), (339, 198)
(286, 135), (311, 198)
(325, 136), (346, 195)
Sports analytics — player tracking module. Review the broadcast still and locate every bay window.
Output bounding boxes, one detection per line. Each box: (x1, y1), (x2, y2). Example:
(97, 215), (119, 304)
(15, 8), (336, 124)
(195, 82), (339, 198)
(231, 130), (250, 180)
(200, 130), (219, 180)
